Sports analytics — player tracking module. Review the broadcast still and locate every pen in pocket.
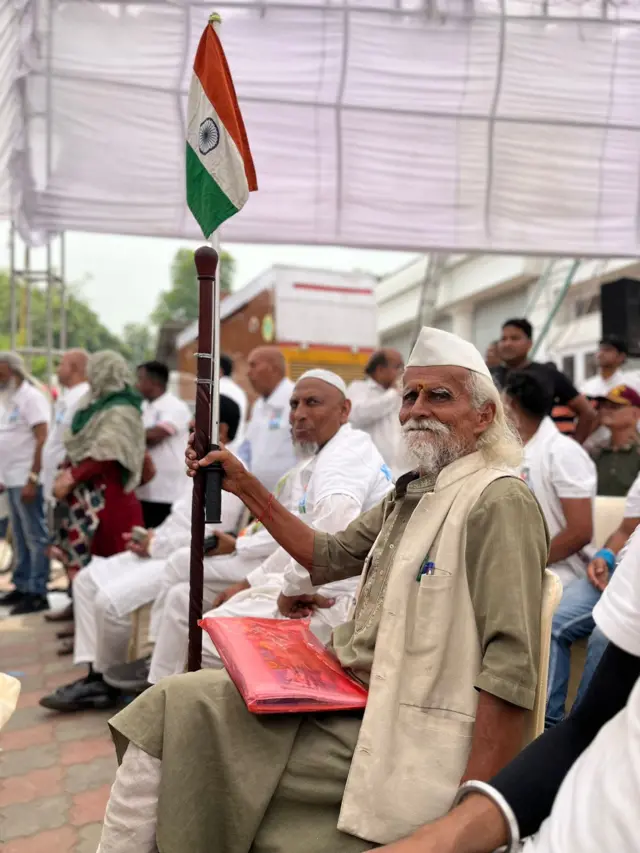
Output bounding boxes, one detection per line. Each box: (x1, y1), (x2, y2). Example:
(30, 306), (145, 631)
(416, 561), (435, 581)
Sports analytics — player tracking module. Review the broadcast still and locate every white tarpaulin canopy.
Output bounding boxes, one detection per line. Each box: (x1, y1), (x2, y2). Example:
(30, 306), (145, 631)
(3, 0), (640, 255)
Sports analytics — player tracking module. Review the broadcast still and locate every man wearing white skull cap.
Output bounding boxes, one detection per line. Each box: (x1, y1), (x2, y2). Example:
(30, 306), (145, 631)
(98, 329), (549, 853)
(52, 370), (392, 705)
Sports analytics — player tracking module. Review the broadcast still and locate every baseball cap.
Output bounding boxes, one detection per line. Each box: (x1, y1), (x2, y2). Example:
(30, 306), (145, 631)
(598, 384), (640, 407)
(599, 335), (628, 355)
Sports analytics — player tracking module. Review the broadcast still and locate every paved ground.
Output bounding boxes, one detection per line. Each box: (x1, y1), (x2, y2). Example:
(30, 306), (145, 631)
(1, 583), (116, 851)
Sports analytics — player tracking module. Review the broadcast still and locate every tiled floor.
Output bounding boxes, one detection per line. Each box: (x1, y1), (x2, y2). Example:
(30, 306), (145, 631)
(1, 588), (116, 852)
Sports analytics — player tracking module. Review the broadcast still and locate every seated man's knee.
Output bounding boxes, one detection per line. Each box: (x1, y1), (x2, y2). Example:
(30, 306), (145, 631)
(95, 589), (114, 621)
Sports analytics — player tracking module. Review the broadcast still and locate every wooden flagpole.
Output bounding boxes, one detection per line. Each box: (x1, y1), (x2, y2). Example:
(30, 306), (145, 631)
(187, 245), (221, 672)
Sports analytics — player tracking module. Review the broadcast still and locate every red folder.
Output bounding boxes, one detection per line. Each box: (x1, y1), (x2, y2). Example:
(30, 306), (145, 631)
(200, 616), (368, 714)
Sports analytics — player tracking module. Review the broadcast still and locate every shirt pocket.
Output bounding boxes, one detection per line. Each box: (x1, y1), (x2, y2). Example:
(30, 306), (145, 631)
(404, 569), (454, 657)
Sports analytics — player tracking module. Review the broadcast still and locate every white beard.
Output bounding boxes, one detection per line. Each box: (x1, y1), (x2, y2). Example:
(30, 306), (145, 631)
(0, 377), (18, 407)
(402, 418), (465, 476)
(293, 440), (319, 460)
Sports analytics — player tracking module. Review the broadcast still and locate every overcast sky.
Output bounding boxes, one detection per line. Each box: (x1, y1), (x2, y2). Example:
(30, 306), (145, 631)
(0, 224), (415, 335)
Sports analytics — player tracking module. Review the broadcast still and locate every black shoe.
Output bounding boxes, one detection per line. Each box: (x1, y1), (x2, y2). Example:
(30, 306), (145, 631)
(103, 656), (151, 692)
(45, 602), (74, 623)
(10, 594), (50, 615)
(39, 676), (121, 712)
(0, 589), (25, 606)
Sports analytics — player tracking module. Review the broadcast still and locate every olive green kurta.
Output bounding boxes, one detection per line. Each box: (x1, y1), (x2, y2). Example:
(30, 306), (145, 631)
(108, 474), (547, 853)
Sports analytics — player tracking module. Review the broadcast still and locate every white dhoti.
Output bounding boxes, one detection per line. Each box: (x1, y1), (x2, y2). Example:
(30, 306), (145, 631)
(73, 553), (169, 671)
(148, 551), (261, 641)
(75, 546), (264, 675)
(148, 574), (357, 684)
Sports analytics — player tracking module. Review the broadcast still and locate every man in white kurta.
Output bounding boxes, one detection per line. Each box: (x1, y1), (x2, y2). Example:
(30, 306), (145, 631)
(348, 348), (408, 479)
(236, 347), (296, 491)
(42, 349), (90, 502)
(148, 400), (393, 682)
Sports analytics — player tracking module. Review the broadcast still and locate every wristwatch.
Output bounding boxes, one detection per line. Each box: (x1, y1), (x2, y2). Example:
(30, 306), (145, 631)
(27, 472), (40, 485)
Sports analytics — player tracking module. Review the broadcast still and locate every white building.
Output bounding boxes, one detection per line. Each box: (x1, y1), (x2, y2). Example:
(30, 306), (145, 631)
(376, 255), (640, 388)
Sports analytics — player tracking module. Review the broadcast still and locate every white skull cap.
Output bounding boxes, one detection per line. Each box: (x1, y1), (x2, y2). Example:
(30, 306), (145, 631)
(296, 369), (347, 397)
(407, 327), (491, 379)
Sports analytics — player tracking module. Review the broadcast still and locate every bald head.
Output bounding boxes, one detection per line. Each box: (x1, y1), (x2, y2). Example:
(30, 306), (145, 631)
(365, 348), (404, 389)
(247, 347), (287, 398)
(57, 348), (89, 389)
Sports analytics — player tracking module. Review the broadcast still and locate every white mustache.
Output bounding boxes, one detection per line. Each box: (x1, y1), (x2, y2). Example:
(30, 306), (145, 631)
(402, 418), (450, 437)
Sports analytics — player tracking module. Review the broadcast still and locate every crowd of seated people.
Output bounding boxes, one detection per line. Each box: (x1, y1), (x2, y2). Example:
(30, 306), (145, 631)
(2, 323), (639, 852)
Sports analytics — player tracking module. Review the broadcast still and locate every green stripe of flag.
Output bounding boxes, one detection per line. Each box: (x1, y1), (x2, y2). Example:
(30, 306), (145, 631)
(186, 143), (239, 238)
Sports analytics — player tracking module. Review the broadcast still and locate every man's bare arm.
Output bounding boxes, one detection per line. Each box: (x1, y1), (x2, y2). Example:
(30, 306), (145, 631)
(376, 795), (508, 853)
(548, 497), (593, 565)
(461, 690), (526, 784)
(31, 422), (47, 475)
(605, 516), (640, 555)
(187, 447), (316, 570)
(568, 393), (597, 444)
(145, 426), (172, 447)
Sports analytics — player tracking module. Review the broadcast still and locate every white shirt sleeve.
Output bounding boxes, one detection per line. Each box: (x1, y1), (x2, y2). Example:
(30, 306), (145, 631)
(20, 387), (50, 428)
(348, 382), (400, 429)
(234, 525), (278, 561)
(550, 442), (597, 499)
(624, 473), (640, 519)
(246, 544), (292, 588)
(98, 743), (160, 853)
(156, 396), (190, 435)
(594, 527), (640, 656)
(279, 493), (364, 596)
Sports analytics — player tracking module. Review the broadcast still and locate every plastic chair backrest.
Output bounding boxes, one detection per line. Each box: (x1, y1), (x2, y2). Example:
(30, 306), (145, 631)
(523, 569), (563, 745)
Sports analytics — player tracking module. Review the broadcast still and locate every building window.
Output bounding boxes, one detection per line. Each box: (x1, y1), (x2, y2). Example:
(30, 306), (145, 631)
(575, 293), (601, 318)
(584, 352), (597, 379)
(562, 355), (575, 383)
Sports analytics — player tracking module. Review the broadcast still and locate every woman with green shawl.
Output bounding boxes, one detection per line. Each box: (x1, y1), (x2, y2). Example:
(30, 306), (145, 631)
(53, 351), (148, 576)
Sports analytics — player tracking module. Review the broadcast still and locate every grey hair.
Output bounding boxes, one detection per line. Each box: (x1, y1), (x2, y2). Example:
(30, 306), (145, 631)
(466, 372), (523, 469)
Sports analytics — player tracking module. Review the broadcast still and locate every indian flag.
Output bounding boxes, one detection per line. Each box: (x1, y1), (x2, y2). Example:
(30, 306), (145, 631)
(186, 14), (257, 238)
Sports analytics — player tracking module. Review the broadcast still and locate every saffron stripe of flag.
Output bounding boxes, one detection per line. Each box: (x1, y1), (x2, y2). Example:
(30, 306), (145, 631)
(186, 16), (257, 238)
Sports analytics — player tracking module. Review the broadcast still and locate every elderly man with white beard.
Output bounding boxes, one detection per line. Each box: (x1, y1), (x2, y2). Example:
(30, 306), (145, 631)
(97, 327), (549, 853)
(113, 368), (393, 687)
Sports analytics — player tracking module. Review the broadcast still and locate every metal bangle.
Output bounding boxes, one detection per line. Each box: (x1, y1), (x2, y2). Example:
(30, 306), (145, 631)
(451, 780), (521, 853)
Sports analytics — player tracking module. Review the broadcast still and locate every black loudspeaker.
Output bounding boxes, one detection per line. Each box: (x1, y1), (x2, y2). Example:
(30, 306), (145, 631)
(600, 278), (640, 357)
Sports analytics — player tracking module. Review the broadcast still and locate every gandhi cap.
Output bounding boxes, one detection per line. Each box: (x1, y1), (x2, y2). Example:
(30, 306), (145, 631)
(407, 327), (491, 379)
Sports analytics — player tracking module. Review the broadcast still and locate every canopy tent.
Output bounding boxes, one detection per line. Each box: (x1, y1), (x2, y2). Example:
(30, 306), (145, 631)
(2, 0), (640, 256)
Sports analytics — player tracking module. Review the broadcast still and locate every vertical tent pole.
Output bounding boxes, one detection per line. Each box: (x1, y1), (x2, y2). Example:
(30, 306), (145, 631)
(9, 223), (17, 350)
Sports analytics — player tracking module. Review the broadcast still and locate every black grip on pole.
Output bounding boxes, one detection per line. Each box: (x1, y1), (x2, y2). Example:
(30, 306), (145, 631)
(204, 447), (223, 524)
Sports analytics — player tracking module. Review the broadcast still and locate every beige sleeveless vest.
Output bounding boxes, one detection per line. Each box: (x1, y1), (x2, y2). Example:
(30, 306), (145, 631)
(338, 452), (513, 843)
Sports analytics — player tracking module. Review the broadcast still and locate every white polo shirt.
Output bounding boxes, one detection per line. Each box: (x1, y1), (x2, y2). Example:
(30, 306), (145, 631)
(136, 391), (191, 505)
(625, 473), (640, 520)
(0, 382), (51, 488)
(42, 381), (90, 500)
(524, 528), (640, 853)
(581, 369), (640, 398)
(238, 378), (296, 493)
(520, 416), (597, 587)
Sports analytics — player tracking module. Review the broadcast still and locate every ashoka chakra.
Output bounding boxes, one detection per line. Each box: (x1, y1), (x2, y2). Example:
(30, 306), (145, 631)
(199, 118), (220, 155)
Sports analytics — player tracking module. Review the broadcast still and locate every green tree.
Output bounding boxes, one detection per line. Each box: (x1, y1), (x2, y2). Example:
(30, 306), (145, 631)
(151, 247), (235, 327)
(0, 271), (128, 379)
(120, 322), (155, 367)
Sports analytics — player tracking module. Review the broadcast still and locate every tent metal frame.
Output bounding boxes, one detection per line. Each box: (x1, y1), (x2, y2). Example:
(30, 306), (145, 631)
(9, 0), (634, 377)
(8, 0), (67, 381)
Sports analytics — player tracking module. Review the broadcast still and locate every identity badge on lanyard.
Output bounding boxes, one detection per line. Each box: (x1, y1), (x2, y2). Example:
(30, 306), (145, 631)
(268, 408), (283, 431)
